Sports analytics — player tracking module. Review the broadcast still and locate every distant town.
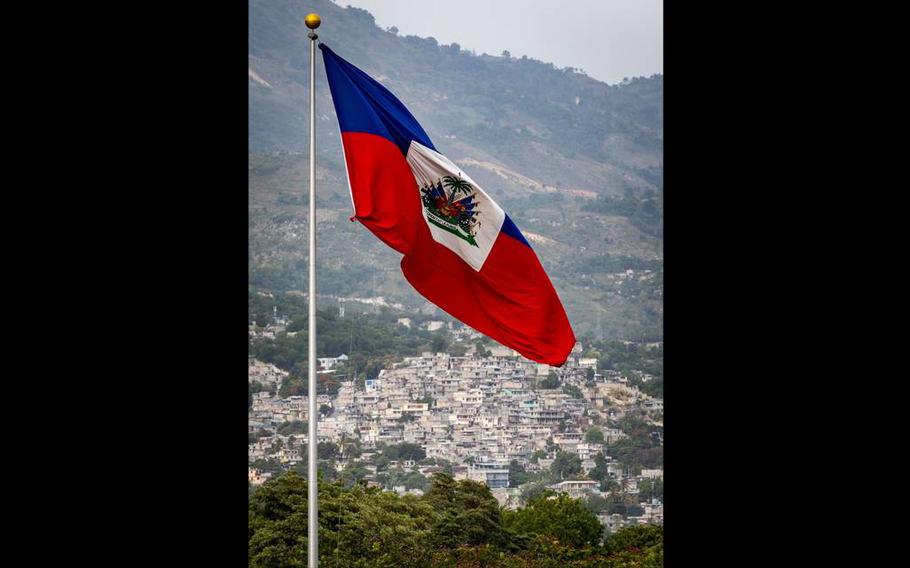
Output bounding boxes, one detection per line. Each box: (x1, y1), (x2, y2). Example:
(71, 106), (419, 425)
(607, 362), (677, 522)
(249, 310), (663, 535)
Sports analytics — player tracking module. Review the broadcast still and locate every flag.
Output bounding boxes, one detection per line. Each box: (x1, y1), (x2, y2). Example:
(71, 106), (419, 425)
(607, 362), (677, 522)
(320, 44), (576, 365)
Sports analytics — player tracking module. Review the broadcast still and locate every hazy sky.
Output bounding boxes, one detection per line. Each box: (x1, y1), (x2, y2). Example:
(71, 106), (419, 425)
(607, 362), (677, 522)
(340, 0), (662, 85)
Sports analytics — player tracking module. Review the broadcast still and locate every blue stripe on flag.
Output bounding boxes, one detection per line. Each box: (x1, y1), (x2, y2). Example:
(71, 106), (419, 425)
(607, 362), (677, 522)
(501, 215), (531, 248)
(321, 44), (436, 156)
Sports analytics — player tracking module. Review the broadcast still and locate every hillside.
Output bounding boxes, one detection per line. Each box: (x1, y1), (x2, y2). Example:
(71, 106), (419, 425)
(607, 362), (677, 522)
(249, 0), (663, 341)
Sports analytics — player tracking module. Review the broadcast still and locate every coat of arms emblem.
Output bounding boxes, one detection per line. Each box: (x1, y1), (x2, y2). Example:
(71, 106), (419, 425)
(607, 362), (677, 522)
(419, 175), (480, 247)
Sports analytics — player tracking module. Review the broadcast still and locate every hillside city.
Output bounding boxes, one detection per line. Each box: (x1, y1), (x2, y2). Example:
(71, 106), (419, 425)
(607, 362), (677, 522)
(248, 305), (663, 536)
(248, 2), (662, 560)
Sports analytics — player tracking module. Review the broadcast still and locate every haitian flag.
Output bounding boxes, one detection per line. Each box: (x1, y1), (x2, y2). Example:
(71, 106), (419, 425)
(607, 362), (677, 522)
(321, 44), (575, 365)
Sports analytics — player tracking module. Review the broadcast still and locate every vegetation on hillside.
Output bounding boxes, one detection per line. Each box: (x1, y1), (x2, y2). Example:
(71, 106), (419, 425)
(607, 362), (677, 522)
(250, 292), (465, 388)
(248, 0), (663, 341)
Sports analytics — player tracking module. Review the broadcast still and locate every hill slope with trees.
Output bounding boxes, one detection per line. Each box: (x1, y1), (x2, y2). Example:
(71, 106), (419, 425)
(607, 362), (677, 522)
(250, 0), (662, 340)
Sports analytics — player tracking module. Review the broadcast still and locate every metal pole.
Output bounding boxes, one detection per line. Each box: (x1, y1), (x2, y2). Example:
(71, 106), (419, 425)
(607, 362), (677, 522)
(305, 11), (321, 568)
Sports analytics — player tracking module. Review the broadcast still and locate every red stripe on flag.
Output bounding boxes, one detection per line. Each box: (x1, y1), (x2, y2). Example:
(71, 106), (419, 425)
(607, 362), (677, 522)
(342, 131), (422, 254)
(342, 130), (575, 365)
(402, 225), (575, 366)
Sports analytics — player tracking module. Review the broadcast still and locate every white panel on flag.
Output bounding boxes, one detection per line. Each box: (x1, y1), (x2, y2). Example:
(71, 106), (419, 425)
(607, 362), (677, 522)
(406, 141), (506, 271)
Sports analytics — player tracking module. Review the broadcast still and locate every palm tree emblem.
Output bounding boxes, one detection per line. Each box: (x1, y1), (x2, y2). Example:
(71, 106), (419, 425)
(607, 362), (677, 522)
(442, 175), (472, 203)
(418, 175), (481, 247)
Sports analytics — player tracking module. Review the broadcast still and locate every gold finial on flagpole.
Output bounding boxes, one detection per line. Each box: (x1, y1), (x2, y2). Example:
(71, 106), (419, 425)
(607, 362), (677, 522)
(305, 13), (321, 29)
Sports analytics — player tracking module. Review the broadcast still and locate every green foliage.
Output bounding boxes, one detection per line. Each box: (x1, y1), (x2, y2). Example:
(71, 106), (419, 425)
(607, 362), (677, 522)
(550, 451), (583, 480)
(600, 492), (639, 516)
(607, 412), (663, 472)
(638, 478), (663, 500)
(339, 461), (370, 487)
(423, 473), (511, 550)
(249, 380), (269, 409)
(508, 460), (531, 487)
(266, 438), (283, 455)
(317, 442), (339, 460)
(276, 420), (307, 436)
(249, 458), (283, 477)
(249, 302), (458, 385)
(249, 471), (438, 568)
(381, 442), (426, 462)
(628, 372), (664, 400)
(584, 493), (610, 514)
(563, 384), (584, 399)
(430, 333), (449, 353)
(588, 453), (610, 482)
(585, 428), (605, 444)
(414, 395), (434, 407)
(279, 371), (341, 397)
(520, 481), (550, 504)
(374, 454), (390, 472)
(589, 195), (663, 238)
(320, 485), (437, 568)
(603, 524), (663, 557)
(249, 470), (662, 567)
(376, 467), (428, 491)
(587, 339), (663, 383)
(249, 428), (271, 445)
(278, 374), (306, 398)
(503, 491), (604, 548)
(539, 375), (560, 389)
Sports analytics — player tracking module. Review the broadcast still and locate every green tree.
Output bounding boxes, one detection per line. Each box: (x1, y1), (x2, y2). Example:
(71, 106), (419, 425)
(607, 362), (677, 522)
(249, 470), (662, 566)
(249, 380), (268, 409)
(585, 493), (609, 514)
(249, 472), (439, 568)
(339, 461), (370, 487)
(317, 442), (338, 460)
(520, 481), (550, 504)
(430, 333), (448, 353)
(589, 452), (609, 482)
(639, 477), (663, 500)
(508, 460), (531, 487)
(585, 427), (605, 444)
(277, 420), (307, 436)
(503, 490), (604, 548)
(603, 524), (663, 555)
(423, 473), (510, 549)
(550, 451), (582, 480)
(383, 442), (426, 462)
(539, 372), (560, 389)
(249, 491), (308, 566)
(563, 383), (583, 399)
(374, 454), (390, 472)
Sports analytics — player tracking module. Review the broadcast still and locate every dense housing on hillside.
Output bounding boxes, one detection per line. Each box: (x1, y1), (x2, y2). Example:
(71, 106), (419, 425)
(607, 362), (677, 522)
(249, 322), (663, 531)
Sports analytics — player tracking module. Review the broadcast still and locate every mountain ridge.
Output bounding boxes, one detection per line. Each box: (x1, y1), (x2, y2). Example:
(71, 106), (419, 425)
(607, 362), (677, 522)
(249, 0), (663, 341)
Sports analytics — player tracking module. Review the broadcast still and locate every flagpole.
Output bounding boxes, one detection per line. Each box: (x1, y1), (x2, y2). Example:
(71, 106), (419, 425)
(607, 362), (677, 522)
(305, 11), (321, 568)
